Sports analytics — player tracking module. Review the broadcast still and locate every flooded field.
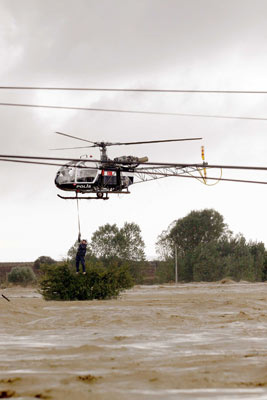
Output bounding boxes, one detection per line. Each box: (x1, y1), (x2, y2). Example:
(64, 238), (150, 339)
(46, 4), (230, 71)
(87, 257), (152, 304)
(1, 282), (267, 399)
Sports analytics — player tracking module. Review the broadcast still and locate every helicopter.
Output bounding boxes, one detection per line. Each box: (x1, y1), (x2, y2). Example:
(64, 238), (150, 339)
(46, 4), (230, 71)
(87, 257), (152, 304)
(1, 130), (267, 201)
(52, 132), (205, 200)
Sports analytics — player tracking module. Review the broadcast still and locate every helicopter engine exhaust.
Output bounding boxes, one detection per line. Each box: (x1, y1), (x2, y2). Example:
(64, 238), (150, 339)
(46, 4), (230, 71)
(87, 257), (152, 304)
(137, 156), (149, 163)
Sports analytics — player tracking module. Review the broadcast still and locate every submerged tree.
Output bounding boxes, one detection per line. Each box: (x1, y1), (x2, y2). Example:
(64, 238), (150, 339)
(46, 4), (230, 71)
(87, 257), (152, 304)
(39, 262), (133, 301)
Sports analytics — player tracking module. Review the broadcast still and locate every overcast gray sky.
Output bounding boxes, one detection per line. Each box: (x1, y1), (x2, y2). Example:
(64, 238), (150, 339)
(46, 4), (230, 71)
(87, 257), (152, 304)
(1, 0), (267, 261)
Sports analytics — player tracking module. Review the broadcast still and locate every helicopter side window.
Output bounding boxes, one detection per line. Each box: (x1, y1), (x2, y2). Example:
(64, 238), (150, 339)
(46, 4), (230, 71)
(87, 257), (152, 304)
(76, 167), (97, 183)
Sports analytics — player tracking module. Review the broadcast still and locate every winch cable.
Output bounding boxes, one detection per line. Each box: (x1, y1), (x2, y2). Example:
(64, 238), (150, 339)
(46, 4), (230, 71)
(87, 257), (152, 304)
(76, 194), (81, 242)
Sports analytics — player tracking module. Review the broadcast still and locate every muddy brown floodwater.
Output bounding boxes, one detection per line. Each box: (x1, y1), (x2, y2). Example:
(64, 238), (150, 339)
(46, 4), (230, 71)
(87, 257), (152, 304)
(0, 283), (267, 400)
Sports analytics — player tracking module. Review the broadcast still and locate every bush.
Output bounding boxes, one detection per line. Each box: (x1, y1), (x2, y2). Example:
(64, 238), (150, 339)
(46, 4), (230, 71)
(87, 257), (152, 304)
(33, 256), (56, 270)
(39, 263), (134, 301)
(8, 267), (36, 286)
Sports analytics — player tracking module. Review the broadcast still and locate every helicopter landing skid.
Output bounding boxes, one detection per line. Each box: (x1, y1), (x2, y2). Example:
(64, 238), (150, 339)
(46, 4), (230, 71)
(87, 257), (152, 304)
(57, 194), (109, 200)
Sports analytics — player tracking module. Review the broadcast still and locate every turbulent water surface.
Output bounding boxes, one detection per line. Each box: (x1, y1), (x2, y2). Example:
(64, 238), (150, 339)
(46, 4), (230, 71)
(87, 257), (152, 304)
(0, 283), (267, 399)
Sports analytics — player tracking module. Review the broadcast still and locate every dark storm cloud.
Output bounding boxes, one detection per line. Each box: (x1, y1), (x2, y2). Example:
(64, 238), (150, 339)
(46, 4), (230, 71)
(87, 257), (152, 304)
(2, 0), (267, 87)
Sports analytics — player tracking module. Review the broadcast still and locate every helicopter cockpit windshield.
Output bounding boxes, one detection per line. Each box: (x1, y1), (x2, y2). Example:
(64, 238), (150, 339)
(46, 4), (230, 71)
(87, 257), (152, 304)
(56, 162), (76, 184)
(55, 161), (98, 189)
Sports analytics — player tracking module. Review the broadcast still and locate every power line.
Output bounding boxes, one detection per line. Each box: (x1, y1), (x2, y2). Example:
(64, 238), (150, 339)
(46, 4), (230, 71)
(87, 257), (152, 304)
(1, 86), (267, 94)
(0, 101), (267, 121)
(1, 154), (267, 171)
(0, 157), (267, 185)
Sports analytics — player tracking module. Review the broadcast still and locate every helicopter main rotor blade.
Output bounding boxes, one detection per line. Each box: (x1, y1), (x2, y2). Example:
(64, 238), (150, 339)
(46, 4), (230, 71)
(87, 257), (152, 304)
(55, 131), (97, 145)
(104, 138), (202, 146)
(50, 137), (203, 150)
(0, 154), (101, 164)
(0, 158), (69, 168)
(0, 157), (97, 169)
(50, 145), (96, 150)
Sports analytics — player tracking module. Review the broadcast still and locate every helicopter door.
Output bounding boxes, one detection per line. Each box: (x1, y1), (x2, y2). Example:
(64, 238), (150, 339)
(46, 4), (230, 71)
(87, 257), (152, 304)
(101, 170), (117, 187)
(76, 163), (97, 183)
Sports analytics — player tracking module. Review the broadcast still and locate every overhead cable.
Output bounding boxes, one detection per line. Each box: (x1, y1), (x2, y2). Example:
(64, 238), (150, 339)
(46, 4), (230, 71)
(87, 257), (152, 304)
(1, 86), (267, 94)
(0, 102), (267, 121)
(2, 154), (267, 171)
(0, 156), (267, 185)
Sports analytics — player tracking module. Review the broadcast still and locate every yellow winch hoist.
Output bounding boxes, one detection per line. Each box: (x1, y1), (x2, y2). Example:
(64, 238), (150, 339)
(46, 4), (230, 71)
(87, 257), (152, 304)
(190, 146), (222, 186)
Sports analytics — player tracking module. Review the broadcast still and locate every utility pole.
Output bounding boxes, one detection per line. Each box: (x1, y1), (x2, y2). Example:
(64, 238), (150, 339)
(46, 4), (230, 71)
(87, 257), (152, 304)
(175, 245), (178, 284)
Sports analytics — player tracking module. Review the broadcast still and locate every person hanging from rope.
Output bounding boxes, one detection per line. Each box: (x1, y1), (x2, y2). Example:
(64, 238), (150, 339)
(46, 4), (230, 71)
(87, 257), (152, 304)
(75, 196), (87, 274)
(76, 238), (87, 274)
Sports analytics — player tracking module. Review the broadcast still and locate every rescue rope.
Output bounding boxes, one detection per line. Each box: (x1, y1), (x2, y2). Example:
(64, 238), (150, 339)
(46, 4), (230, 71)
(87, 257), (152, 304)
(76, 195), (81, 242)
